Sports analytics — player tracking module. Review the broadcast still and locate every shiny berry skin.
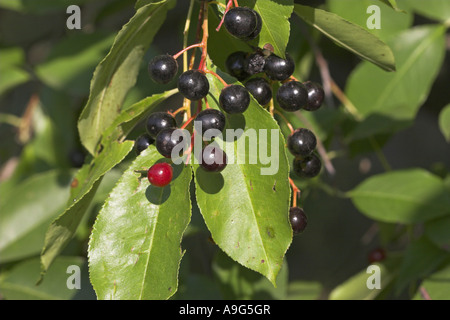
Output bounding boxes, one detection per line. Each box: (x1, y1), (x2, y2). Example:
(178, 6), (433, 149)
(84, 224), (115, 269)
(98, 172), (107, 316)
(245, 77), (272, 106)
(226, 51), (250, 81)
(147, 162), (173, 187)
(194, 109), (226, 137)
(177, 70), (210, 101)
(146, 112), (177, 139)
(224, 7), (262, 41)
(264, 53), (295, 81)
(200, 146), (227, 173)
(155, 128), (187, 158)
(289, 207), (308, 234)
(219, 85), (250, 114)
(148, 54), (178, 84)
(244, 51), (266, 76)
(135, 133), (155, 155)
(287, 128), (317, 157)
(303, 81), (325, 111)
(276, 81), (308, 112)
(368, 248), (386, 264)
(293, 153), (322, 178)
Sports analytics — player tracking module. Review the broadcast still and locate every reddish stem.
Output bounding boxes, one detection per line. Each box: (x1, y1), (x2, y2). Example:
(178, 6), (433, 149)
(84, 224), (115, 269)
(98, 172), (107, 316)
(216, 0), (234, 32)
(173, 43), (204, 60)
(289, 178), (301, 208)
(204, 69), (228, 87)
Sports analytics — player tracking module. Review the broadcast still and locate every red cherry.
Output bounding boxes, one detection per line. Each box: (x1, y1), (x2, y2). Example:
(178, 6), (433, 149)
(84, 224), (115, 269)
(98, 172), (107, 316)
(147, 163), (173, 187)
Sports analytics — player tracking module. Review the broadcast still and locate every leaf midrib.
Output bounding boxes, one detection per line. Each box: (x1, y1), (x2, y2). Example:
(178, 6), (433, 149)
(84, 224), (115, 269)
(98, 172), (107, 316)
(138, 185), (164, 300)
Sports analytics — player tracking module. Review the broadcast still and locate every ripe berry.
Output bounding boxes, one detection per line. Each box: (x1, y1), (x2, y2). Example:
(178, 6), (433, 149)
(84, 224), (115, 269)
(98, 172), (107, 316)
(148, 54), (178, 84)
(264, 53), (295, 81)
(147, 162), (173, 187)
(368, 248), (386, 264)
(224, 7), (262, 41)
(226, 51), (250, 81)
(219, 85), (250, 114)
(156, 128), (187, 158)
(146, 112), (177, 139)
(194, 109), (226, 138)
(293, 153), (322, 178)
(244, 51), (266, 76)
(200, 146), (227, 173)
(177, 70), (210, 101)
(135, 133), (155, 155)
(303, 81), (325, 111)
(276, 81), (308, 112)
(289, 207), (308, 234)
(245, 77), (272, 106)
(287, 128), (317, 157)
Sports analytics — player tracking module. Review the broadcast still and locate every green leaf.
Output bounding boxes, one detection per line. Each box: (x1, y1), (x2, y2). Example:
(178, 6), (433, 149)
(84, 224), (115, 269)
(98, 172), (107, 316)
(394, 237), (449, 295)
(78, 0), (174, 155)
(377, 0), (405, 12)
(88, 146), (192, 300)
(413, 263), (450, 300)
(286, 281), (322, 300)
(425, 215), (450, 251)
(100, 89), (178, 145)
(294, 4), (396, 71)
(401, 0), (450, 22)
(349, 168), (450, 224)
(0, 256), (85, 300)
(327, 0), (412, 41)
(239, 0), (294, 58)
(193, 64), (292, 286)
(438, 104), (450, 143)
(0, 66), (29, 95)
(0, 170), (72, 263)
(329, 256), (401, 300)
(39, 140), (134, 279)
(35, 32), (115, 96)
(345, 25), (446, 140)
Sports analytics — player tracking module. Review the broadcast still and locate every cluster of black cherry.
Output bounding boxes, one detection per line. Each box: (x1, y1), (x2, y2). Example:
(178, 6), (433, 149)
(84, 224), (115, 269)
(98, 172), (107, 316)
(134, 3), (325, 235)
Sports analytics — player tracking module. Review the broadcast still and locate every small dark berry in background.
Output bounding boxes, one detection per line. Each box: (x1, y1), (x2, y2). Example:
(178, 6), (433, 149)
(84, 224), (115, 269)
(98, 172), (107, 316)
(303, 81), (325, 111)
(219, 85), (250, 114)
(156, 128), (188, 158)
(146, 112), (177, 139)
(293, 153), (322, 178)
(148, 54), (178, 84)
(69, 150), (85, 168)
(200, 146), (227, 173)
(178, 70), (210, 101)
(245, 77), (272, 106)
(368, 248), (386, 264)
(147, 162), (173, 187)
(194, 109), (226, 137)
(224, 7), (261, 41)
(289, 207), (308, 234)
(135, 133), (155, 155)
(244, 51), (266, 76)
(287, 128), (317, 157)
(277, 81), (308, 112)
(226, 51), (250, 81)
(264, 53), (295, 81)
